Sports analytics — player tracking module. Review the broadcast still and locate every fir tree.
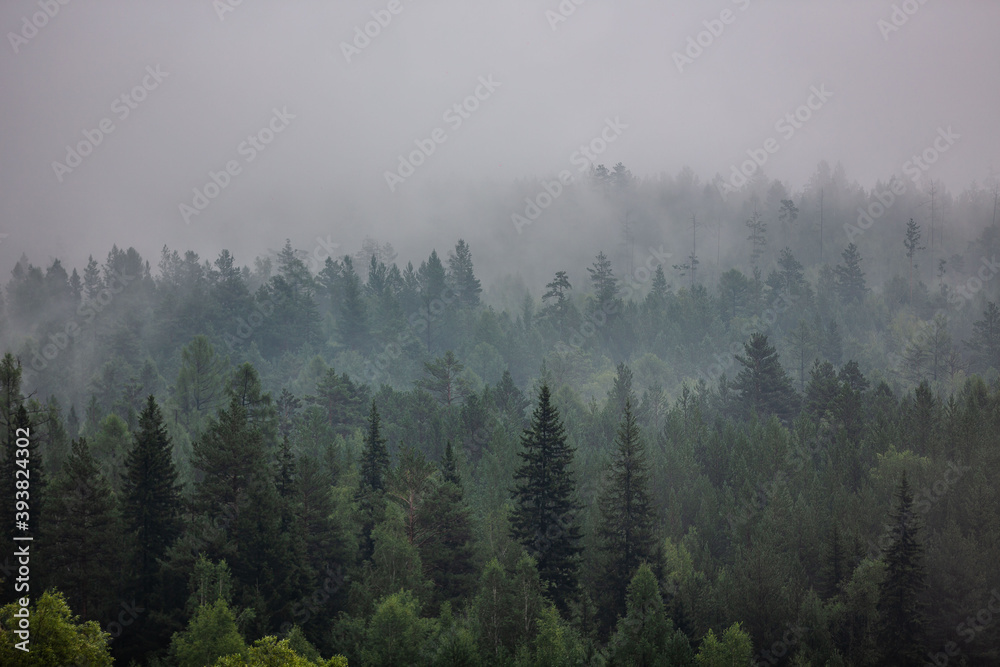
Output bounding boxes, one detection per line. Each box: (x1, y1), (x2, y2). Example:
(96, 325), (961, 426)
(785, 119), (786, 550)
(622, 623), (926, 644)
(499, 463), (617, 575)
(732, 333), (799, 421)
(447, 239), (482, 308)
(122, 396), (182, 598)
(510, 384), (583, 611)
(877, 472), (927, 665)
(596, 399), (656, 632)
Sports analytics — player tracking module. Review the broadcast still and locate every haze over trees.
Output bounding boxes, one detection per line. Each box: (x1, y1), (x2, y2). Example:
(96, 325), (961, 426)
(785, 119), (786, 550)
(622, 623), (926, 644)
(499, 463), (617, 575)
(2, 167), (1000, 664)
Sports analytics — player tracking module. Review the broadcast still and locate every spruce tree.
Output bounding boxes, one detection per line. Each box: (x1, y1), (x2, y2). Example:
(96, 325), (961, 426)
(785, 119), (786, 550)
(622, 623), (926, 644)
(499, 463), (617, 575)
(356, 401), (389, 561)
(877, 472), (927, 665)
(510, 384), (583, 611)
(447, 239), (482, 308)
(732, 333), (799, 421)
(596, 399), (656, 630)
(122, 395), (182, 597)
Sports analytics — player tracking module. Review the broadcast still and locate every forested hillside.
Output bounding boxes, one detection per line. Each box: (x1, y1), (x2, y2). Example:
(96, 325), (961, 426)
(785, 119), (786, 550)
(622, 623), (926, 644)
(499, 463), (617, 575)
(2, 166), (1000, 665)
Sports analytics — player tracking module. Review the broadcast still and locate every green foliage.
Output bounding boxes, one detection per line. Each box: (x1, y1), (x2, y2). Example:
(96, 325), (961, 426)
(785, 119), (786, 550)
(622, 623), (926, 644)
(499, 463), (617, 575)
(360, 589), (436, 667)
(0, 590), (113, 666)
(44, 437), (122, 621)
(596, 398), (656, 629)
(694, 623), (752, 667)
(510, 384), (583, 611)
(171, 598), (247, 667)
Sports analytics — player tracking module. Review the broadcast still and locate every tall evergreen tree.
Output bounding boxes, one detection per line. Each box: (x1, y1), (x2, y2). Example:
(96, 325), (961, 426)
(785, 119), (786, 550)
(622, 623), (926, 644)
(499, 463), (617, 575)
(356, 401), (389, 561)
(510, 384), (583, 611)
(596, 399), (656, 631)
(834, 243), (869, 304)
(447, 239), (482, 308)
(587, 252), (619, 314)
(122, 395), (182, 597)
(732, 333), (799, 421)
(45, 437), (122, 620)
(418, 441), (475, 611)
(877, 472), (927, 665)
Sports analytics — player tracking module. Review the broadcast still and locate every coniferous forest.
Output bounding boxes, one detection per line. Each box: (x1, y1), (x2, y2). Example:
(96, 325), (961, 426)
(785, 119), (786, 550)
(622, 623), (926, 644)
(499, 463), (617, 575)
(1, 164), (1000, 666)
(3, 2), (1000, 664)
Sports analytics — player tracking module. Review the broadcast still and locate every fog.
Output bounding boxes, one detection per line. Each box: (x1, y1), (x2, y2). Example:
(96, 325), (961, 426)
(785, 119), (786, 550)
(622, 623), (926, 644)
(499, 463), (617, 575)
(2, 0), (999, 285)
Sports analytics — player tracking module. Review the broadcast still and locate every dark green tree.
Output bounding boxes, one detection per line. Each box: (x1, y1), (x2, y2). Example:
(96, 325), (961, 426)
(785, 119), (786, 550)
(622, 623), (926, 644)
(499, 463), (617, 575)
(121, 395), (182, 609)
(596, 399), (656, 632)
(447, 239), (482, 308)
(877, 472), (927, 665)
(732, 333), (798, 421)
(356, 401), (389, 561)
(418, 441), (475, 611)
(45, 437), (122, 620)
(510, 384), (583, 611)
(834, 243), (868, 304)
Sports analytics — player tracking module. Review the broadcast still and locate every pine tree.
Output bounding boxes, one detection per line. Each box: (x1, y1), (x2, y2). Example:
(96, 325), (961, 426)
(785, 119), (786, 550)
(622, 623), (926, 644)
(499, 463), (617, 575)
(732, 333), (799, 421)
(447, 239), (482, 308)
(122, 395), (182, 598)
(510, 384), (583, 611)
(877, 472), (927, 665)
(596, 399), (656, 631)
(356, 401), (389, 561)
(834, 243), (868, 304)
(416, 351), (471, 406)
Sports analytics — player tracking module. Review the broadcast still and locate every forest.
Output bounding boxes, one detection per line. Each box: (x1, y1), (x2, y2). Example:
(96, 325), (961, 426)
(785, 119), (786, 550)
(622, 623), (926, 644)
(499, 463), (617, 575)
(1, 163), (1000, 666)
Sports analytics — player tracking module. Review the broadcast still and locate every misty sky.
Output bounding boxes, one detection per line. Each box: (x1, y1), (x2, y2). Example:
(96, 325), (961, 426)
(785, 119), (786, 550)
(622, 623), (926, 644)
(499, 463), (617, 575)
(2, 0), (998, 282)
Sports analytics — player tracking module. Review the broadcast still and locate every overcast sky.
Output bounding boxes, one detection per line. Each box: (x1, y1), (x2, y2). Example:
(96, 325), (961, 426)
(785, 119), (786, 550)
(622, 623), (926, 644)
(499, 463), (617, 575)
(1, 0), (998, 278)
